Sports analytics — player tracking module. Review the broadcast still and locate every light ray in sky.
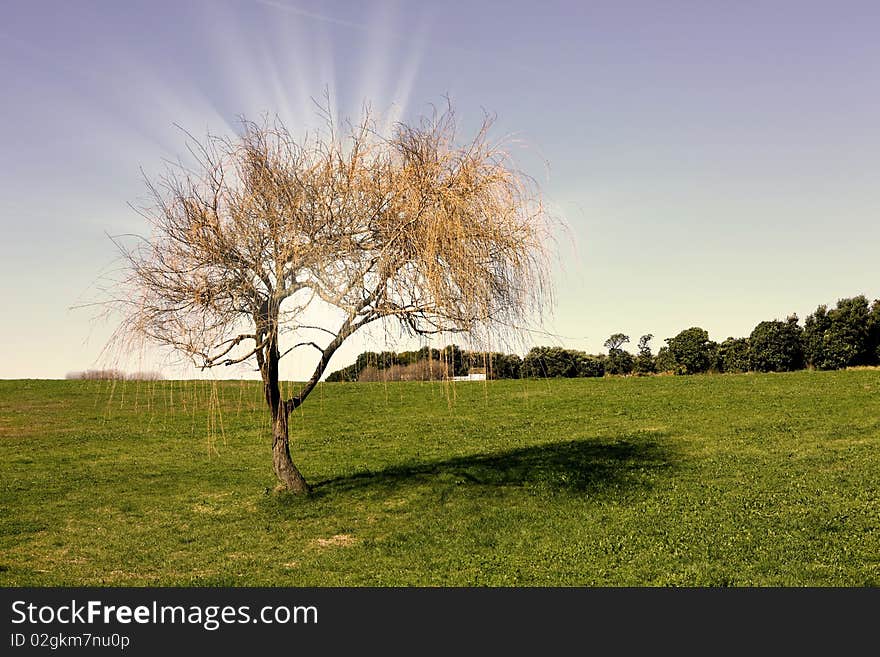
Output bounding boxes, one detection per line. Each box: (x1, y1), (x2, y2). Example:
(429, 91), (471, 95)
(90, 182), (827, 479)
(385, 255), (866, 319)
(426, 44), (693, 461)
(2, 0), (879, 379)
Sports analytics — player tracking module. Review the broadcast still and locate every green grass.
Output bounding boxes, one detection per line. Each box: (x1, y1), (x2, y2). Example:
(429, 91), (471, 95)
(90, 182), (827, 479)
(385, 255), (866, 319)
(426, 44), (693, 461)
(1, 371), (878, 586)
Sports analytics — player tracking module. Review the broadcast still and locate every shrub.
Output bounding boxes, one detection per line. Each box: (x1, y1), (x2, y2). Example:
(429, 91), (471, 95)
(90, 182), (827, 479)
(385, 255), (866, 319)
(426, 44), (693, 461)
(65, 369), (126, 380)
(575, 354), (606, 377)
(326, 364), (360, 382)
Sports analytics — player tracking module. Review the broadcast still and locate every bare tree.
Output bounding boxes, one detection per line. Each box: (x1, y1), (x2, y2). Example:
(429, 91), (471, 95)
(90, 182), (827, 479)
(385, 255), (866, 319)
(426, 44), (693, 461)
(111, 102), (552, 493)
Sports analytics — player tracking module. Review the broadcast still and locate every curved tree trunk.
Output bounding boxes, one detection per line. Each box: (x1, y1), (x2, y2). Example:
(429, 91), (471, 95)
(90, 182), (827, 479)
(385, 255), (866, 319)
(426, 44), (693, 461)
(272, 407), (310, 493)
(259, 321), (310, 494)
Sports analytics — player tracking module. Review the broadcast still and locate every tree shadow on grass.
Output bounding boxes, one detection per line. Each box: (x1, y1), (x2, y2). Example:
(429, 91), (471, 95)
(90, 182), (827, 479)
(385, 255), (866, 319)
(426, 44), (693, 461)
(311, 434), (674, 499)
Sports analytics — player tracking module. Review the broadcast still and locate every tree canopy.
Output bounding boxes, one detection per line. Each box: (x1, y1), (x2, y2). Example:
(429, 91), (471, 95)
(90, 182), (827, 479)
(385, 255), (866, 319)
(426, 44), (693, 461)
(112, 103), (552, 491)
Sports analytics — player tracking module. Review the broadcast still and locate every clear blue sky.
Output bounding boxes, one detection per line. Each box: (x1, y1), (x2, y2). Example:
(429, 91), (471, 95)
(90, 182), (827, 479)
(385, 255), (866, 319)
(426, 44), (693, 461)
(1, 0), (878, 379)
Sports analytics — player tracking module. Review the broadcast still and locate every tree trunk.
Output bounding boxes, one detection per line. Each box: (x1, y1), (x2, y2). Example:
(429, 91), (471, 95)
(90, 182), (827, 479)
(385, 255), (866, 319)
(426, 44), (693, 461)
(271, 406), (310, 494)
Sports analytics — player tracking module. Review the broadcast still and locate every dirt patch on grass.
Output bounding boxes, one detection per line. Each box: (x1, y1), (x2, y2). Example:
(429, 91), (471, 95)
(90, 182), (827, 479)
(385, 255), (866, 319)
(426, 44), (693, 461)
(311, 534), (357, 549)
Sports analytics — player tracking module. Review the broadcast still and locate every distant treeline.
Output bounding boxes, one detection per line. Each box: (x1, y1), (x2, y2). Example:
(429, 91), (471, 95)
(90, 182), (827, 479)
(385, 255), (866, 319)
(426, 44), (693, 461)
(65, 369), (165, 381)
(326, 345), (522, 382)
(326, 294), (880, 380)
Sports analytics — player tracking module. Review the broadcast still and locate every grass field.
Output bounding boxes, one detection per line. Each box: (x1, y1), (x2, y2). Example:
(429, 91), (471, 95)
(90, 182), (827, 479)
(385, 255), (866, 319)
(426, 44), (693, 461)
(1, 371), (878, 586)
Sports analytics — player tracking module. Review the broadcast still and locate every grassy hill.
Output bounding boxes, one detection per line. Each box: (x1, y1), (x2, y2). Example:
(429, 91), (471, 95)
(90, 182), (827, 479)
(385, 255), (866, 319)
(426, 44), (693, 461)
(1, 371), (878, 586)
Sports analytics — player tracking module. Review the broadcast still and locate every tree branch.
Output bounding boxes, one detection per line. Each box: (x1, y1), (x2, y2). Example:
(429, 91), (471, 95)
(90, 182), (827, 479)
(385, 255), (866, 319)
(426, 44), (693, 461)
(286, 291), (382, 411)
(202, 333), (257, 367)
(278, 341), (324, 360)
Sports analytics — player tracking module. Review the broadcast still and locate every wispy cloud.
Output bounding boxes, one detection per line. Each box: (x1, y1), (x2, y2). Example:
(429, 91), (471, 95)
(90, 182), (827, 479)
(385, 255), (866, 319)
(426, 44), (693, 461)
(253, 0), (541, 74)
(254, 0), (375, 32)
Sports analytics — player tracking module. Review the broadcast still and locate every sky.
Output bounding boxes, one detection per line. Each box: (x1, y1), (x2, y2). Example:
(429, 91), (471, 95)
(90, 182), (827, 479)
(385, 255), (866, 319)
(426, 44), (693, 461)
(1, 0), (878, 380)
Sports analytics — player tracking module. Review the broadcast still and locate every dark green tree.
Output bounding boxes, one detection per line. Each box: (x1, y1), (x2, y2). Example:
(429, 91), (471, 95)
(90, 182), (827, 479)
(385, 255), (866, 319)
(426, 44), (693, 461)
(482, 352), (522, 379)
(605, 350), (634, 375)
(440, 344), (469, 377)
(749, 315), (804, 372)
(869, 299), (880, 364)
(666, 327), (713, 374)
(633, 334), (656, 375)
(804, 296), (874, 369)
(522, 346), (578, 378)
(717, 337), (750, 373)
(604, 333), (633, 375)
(496, 353), (523, 379)
(654, 346), (676, 373)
